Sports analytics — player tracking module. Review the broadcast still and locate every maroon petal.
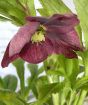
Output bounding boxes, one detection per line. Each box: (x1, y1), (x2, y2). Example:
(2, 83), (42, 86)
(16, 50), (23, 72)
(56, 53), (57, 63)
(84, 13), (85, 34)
(46, 25), (73, 34)
(1, 44), (19, 68)
(19, 37), (54, 64)
(50, 14), (78, 20)
(9, 22), (40, 57)
(46, 29), (83, 51)
(44, 14), (79, 27)
(19, 43), (47, 64)
(42, 37), (54, 55)
(54, 40), (77, 58)
(26, 16), (48, 24)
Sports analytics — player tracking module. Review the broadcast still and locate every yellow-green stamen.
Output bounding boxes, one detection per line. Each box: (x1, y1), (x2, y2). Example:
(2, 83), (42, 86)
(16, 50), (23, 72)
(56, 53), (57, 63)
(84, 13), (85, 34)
(31, 25), (46, 43)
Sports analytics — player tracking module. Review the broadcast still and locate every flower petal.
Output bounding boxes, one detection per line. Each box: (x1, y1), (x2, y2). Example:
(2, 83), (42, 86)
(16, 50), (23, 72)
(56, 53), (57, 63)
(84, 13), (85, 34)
(19, 43), (47, 64)
(42, 37), (54, 55)
(1, 44), (19, 68)
(44, 14), (79, 27)
(9, 22), (40, 57)
(46, 29), (83, 51)
(19, 37), (54, 64)
(46, 25), (73, 34)
(26, 16), (48, 24)
(54, 40), (77, 58)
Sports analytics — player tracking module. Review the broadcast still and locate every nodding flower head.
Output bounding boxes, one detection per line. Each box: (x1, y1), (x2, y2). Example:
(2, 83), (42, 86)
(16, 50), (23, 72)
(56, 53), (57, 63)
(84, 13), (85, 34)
(1, 13), (83, 68)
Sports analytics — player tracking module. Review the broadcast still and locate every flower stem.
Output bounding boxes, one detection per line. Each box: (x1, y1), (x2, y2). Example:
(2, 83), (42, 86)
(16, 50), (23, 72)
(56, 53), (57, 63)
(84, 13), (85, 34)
(48, 76), (59, 105)
(76, 90), (87, 105)
(68, 91), (76, 105)
(73, 94), (79, 105)
(44, 60), (60, 105)
(52, 94), (59, 105)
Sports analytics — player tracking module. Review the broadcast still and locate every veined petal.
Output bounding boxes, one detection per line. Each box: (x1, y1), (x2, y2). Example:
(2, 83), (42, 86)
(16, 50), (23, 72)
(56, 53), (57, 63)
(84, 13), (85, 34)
(44, 14), (79, 27)
(9, 22), (40, 57)
(26, 16), (48, 24)
(19, 37), (54, 64)
(50, 14), (78, 20)
(46, 29), (83, 51)
(42, 37), (54, 55)
(54, 40), (77, 58)
(1, 44), (19, 68)
(19, 42), (48, 64)
(46, 25), (73, 34)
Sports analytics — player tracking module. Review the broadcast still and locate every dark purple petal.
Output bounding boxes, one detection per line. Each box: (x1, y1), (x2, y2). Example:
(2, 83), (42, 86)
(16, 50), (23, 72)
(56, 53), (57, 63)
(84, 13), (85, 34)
(46, 29), (83, 51)
(9, 22), (40, 57)
(42, 37), (54, 55)
(19, 37), (54, 64)
(46, 25), (73, 34)
(1, 44), (19, 68)
(19, 42), (47, 64)
(26, 16), (48, 24)
(44, 14), (79, 27)
(54, 40), (77, 58)
(50, 14), (78, 20)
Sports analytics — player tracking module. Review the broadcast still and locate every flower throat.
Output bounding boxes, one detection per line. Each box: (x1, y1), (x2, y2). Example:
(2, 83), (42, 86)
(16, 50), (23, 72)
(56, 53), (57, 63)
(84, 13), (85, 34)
(31, 25), (46, 43)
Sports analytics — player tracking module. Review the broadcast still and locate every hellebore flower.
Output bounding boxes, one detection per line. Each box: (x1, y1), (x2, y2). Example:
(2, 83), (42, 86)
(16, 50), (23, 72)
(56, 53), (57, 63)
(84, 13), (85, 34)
(1, 14), (83, 68)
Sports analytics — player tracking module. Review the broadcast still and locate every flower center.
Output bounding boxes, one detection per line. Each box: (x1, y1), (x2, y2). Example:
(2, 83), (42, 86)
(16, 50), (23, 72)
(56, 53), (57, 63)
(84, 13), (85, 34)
(31, 25), (46, 43)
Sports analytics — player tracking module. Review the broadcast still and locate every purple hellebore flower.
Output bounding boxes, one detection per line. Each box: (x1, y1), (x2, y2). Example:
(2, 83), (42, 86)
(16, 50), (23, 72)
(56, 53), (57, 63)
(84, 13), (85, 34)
(1, 14), (83, 68)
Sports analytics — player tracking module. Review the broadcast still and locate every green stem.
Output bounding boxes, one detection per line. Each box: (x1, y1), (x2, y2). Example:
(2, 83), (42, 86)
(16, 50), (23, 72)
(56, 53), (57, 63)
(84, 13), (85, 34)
(73, 94), (79, 105)
(48, 76), (59, 105)
(44, 61), (59, 105)
(60, 92), (66, 105)
(68, 91), (76, 105)
(52, 93), (59, 105)
(76, 90), (87, 105)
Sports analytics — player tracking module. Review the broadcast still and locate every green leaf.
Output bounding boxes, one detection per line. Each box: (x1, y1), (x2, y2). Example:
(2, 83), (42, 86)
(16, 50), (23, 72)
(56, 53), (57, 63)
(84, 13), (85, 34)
(74, 0), (88, 48)
(27, 64), (38, 77)
(0, 77), (4, 88)
(25, 76), (38, 98)
(0, 16), (10, 21)
(36, 82), (63, 105)
(64, 59), (79, 79)
(82, 51), (88, 75)
(27, 0), (36, 16)
(5, 0), (24, 10)
(24, 64), (39, 97)
(38, 66), (45, 75)
(59, 86), (71, 105)
(18, 0), (36, 16)
(0, 89), (27, 105)
(37, 76), (48, 86)
(57, 56), (80, 86)
(37, 8), (49, 16)
(0, 0), (26, 25)
(27, 64), (44, 76)
(47, 69), (64, 76)
(24, 64), (45, 99)
(45, 55), (66, 77)
(74, 76), (88, 89)
(27, 64), (38, 97)
(0, 101), (6, 105)
(13, 59), (25, 93)
(3, 75), (17, 91)
(39, 0), (70, 16)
